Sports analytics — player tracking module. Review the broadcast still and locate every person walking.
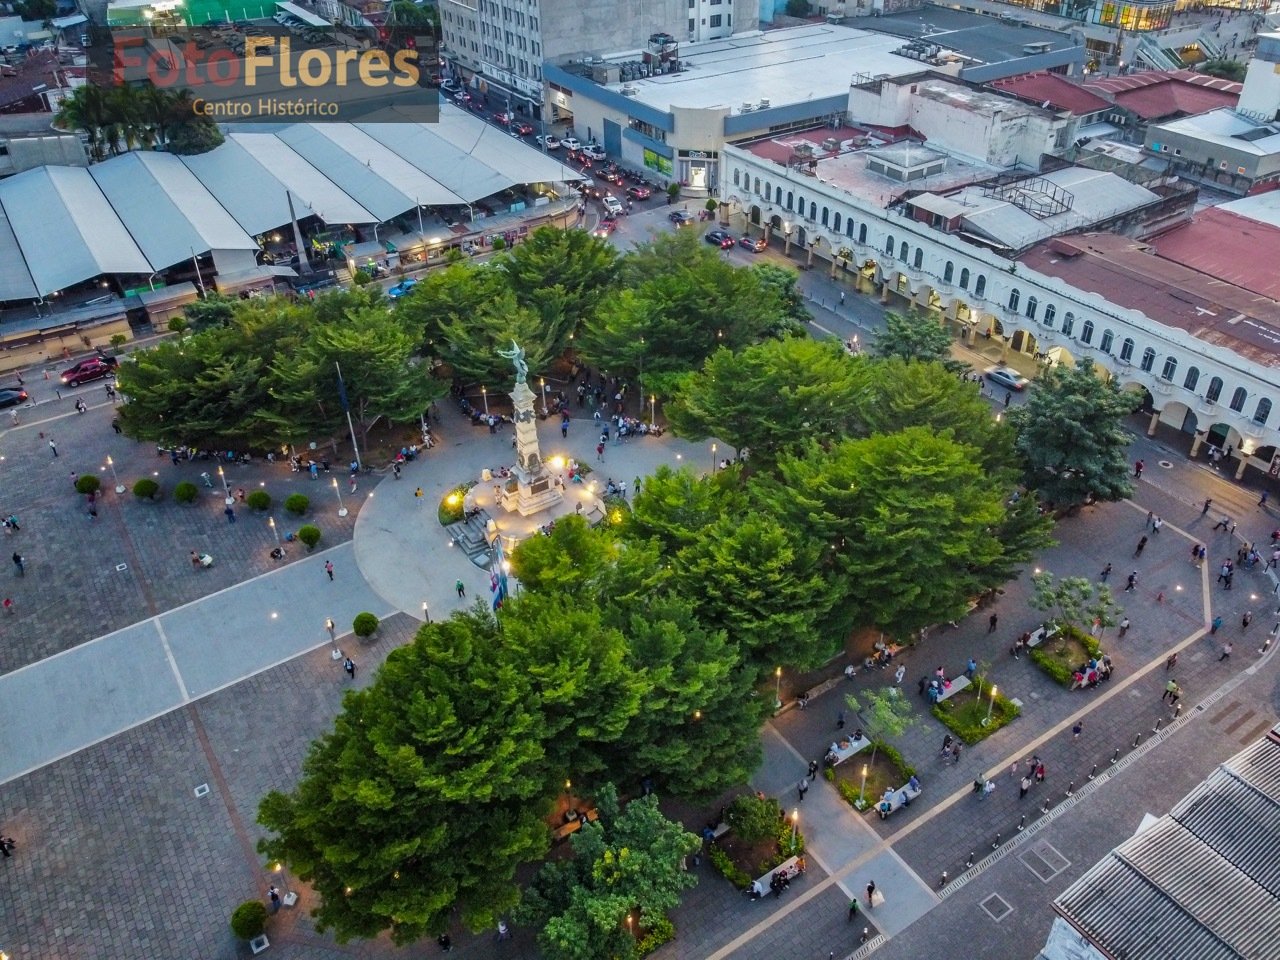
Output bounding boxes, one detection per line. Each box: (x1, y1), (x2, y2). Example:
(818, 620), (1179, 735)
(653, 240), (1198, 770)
(988, 613), (998, 633)
(1211, 615), (1223, 634)
(1213, 514), (1231, 531)
(1133, 459), (1144, 478)
(11, 552), (23, 576)
(1242, 611), (1253, 630)
(965, 657), (977, 679)
(808, 759), (819, 779)
(48, 438), (57, 458)
(224, 505), (235, 524)
(1134, 535), (1148, 557)
(1166, 652), (1178, 671)
(1219, 642), (1233, 661)
(1034, 762), (1046, 783)
(1152, 516), (1163, 534)
(325, 617), (336, 641)
(894, 664), (906, 685)
(1261, 491), (1270, 508)
(0, 834), (15, 857)
(836, 710), (846, 730)
(268, 886), (281, 914)
(325, 560), (334, 581)
(866, 881), (876, 907)
(1125, 571), (1138, 592)
(980, 779), (995, 801)
(414, 487), (423, 501)
(455, 579), (466, 598)
(111, 417), (121, 434)
(1099, 563), (1112, 582)
(1019, 775), (1031, 799)
(1072, 720), (1084, 740)
(1163, 678), (1178, 702)
(798, 777), (809, 802)
(2, 597), (12, 615)
(343, 657), (356, 680)
(847, 897), (859, 921)
(1202, 498), (1213, 515)
(1118, 617), (1131, 638)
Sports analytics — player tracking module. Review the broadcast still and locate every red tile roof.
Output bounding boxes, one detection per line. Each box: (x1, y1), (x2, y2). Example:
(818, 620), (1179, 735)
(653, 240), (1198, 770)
(1149, 208), (1280, 302)
(0, 50), (60, 112)
(1081, 70), (1240, 121)
(988, 72), (1111, 117)
(1019, 233), (1280, 367)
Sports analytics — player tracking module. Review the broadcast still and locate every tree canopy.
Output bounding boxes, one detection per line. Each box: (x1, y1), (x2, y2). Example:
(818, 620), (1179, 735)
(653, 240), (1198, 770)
(870, 310), (963, 371)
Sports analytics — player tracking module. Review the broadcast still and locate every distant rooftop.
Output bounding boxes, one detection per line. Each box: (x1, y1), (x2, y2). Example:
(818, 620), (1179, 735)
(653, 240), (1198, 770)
(1220, 188), (1280, 229)
(1152, 108), (1280, 157)
(989, 71), (1112, 116)
(1020, 233), (1280, 366)
(906, 74), (1060, 124)
(1053, 727), (1280, 960)
(590, 24), (942, 113)
(862, 6), (1078, 66)
(1148, 207), (1280, 301)
(1082, 69), (1241, 121)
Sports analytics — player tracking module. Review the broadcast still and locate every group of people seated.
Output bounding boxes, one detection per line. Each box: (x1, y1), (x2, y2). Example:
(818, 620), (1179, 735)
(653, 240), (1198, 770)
(924, 675), (954, 704)
(1072, 654), (1113, 689)
(876, 775), (922, 815)
(824, 730), (865, 766)
(748, 858), (807, 899)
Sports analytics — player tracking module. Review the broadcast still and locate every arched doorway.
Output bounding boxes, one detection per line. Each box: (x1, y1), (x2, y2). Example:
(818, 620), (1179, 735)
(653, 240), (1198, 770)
(1118, 381), (1154, 415)
(1159, 400), (1197, 436)
(858, 258), (879, 296)
(1009, 328), (1038, 356)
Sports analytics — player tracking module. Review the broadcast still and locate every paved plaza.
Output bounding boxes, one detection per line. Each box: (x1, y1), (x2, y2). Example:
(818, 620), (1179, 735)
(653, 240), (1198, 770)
(1, 253), (1278, 960)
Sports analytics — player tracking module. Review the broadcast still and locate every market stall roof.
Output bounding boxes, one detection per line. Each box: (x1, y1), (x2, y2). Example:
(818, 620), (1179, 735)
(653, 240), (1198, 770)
(226, 132), (377, 225)
(357, 121), (515, 203)
(274, 1), (330, 26)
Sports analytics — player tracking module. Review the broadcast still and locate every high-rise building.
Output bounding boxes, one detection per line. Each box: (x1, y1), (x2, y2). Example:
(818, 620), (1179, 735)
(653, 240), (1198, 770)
(439, 0), (759, 117)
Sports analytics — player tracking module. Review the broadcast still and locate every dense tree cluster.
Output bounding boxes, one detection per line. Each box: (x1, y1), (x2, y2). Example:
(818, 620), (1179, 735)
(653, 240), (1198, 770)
(55, 85), (224, 160)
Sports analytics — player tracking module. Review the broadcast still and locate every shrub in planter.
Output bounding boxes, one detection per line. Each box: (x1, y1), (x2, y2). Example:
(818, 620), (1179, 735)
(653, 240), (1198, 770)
(353, 612), (379, 637)
(284, 493), (309, 516)
(707, 845), (750, 888)
(230, 900), (268, 940)
(638, 917), (676, 956)
(74, 474), (101, 496)
(173, 481), (199, 504)
(132, 478), (160, 500)
(296, 524), (321, 549)
(246, 490), (271, 511)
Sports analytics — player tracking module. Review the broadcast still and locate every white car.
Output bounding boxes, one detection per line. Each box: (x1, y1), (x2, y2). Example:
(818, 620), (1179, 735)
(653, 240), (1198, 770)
(602, 195), (624, 215)
(536, 134), (561, 150)
(582, 144), (606, 161)
(561, 137), (582, 151)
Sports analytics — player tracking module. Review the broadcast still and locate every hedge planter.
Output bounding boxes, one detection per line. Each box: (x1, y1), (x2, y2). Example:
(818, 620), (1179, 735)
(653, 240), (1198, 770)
(353, 612), (379, 638)
(1029, 625), (1102, 687)
(132, 478), (161, 501)
(74, 474), (101, 496)
(296, 525), (321, 550)
(284, 493), (309, 516)
(230, 900), (268, 941)
(246, 490), (272, 511)
(173, 481), (199, 504)
(932, 676), (1020, 744)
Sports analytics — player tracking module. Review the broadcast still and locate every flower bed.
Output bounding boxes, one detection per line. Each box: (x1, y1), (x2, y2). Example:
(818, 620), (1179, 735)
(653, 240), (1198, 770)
(827, 741), (915, 812)
(1030, 625), (1102, 687)
(437, 480), (477, 525)
(932, 677), (1020, 744)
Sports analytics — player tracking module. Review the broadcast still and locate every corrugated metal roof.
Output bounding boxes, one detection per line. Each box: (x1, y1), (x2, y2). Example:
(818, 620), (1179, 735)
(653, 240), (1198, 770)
(432, 104), (586, 186)
(271, 124), (421, 223)
(227, 132), (376, 225)
(356, 122), (514, 203)
(296, 124), (465, 208)
(179, 137), (296, 236)
(0, 201), (36, 301)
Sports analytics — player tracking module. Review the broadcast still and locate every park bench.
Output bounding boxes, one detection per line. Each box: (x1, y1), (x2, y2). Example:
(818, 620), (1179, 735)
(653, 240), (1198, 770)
(1026, 623), (1059, 649)
(824, 735), (871, 767)
(552, 807), (599, 842)
(875, 782), (922, 819)
(748, 855), (805, 899)
(935, 675), (970, 703)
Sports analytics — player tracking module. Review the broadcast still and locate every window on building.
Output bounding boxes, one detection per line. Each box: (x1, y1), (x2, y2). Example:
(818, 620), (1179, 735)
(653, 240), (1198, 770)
(858, 224), (867, 243)
(1255, 398), (1272, 425)
(776, 187), (783, 204)
(944, 261), (954, 283)
(833, 212), (842, 233)
(809, 202), (817, 220)
(765, 181), (771, 199)
(1100, 329), (1114, 353)
(1025, 296), (1038, 320)
(974, 275), (986, 298)
(1081, 320), (1094, 345)
(1161, 356), (1177, 382)
(786, 190), (793, 210)
(1061, 312), (1074, 336)
(753, 178), (760, 195)
(710, 13), (721, 26)
(1043, 304), (1056, 327)
(1008, 289), (1020, 312)
(885, 235), (895, 256)
(821, 206), (829, 227)
(913, 249), (923, 269)
(1184, 366), (1199, 391)
(1119, 337), (1134, 363)
(1230, 386), (1247, 412)
(959, 267), (969, 289)
(1140, 347), (1156, 373)
(733, 169), (740, 186)
(899, 241), (909, 261)
(1207, 376), (1223, 403)
(688, 17), (694, 30)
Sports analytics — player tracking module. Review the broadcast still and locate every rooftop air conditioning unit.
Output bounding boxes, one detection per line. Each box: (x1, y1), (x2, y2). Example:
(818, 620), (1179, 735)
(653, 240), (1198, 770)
(758, 98), (770, 109)
(793, 142), (815, 157)
(741, 102), (754, 112)
(621, 85), (638, 96)
(821, 137), (839, 151)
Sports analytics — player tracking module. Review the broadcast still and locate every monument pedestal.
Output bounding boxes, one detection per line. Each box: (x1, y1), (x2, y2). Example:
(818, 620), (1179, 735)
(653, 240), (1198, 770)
(499, 381), (563, 517)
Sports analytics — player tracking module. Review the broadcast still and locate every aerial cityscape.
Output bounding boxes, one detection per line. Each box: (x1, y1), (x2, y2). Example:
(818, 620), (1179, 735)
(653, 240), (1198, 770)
(0, 0), (1278, 957)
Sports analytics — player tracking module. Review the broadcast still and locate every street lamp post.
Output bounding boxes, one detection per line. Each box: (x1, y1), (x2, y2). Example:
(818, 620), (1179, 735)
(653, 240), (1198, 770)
(711, 442), (717, 472)
(326, 616), (341, 659)
(272, 861), (297, 907)
(217, 465), (232, 504)
(332, 477), (348, 518)
(986, 684), (998, 724)
(105, 455), (124, 494)
(791, 808), (798, 849)
(774, 666), (782, 710)
(540, 377), (548, 417)
(859, 763), (868, 805)
(481, 385), (489, 416)
(268, 516), (281, 548)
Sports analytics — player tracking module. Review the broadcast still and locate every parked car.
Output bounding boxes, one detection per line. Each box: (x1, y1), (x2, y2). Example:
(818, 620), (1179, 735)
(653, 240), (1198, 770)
(561, 137), (581, 151)
(583, 144), (606, 161)
(386, 279), (418, 299)
(0, 387), (27, 408)
(441, 78), (460, 94)
(704, 229), (736, 249)
(668, 210), (696, 227)
(625, 185), (652, 201)
(739, 234), (767, 252)
(984, 365), (1031, 391)
(535, 134), (561, 150)
(60, 355), (118, 387)
(602, 195), (624, 216)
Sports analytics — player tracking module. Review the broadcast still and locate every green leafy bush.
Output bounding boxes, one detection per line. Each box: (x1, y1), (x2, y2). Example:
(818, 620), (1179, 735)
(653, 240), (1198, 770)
(173, 481), (198, 504)
(1030, 625), (1102, 687)
(726, 794), (782, 844)
(132, 478), (160, 500)
(230, 900), (268, 940)
(438, 482), (475, 525)
(74, 474), (101, 496)
(873, 740), (916, 780)
(352, 268), (373, 286)
(284, 493), (309, 516)
(353, 612), (379, 637)
(297, 524), (321, 549)
(246, 490), (271, 511)
(776, 816), (805, 858)
(707, 845), (751, 889)
(932, 677), (1020, 744)
(638, 916), (675, 956)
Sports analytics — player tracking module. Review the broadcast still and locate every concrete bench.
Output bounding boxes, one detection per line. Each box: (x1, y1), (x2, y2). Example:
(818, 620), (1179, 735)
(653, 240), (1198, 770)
(748, 855), (804, 898)
(935, 675), (971, 703)
(552, 807), (598, 842)
(711, 821), (730, 840)
(1026, 624), (1059, 649)
(875, 782), (922, 819)
(824, 735), (871, 767)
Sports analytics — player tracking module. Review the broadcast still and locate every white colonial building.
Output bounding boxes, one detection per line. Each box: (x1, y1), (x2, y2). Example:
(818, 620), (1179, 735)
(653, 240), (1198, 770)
(720, 73), (1280, 482)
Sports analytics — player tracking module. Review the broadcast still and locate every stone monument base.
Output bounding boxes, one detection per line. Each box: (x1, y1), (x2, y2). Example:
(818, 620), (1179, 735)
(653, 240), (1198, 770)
(498, 466), (564, 517)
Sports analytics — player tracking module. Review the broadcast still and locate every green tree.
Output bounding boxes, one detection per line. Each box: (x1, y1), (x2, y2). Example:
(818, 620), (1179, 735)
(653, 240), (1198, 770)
(1201, 58), (1246, 82)
(182, 293), (237, 330)
(750, 262), (811, 334)
(626, 466), (745, 554)
(517, 784), (699, 960)
(389, 0), (439, 28)
(511, 515), (620, 598)
(1029, 572), (1120, 638)
(666, 339), (869, 469)
(500, 227), (620, 341)
(1007, 358), (1139, 508)
(870, 311), (962, 371)
(844, 687), (916, 766)
(257, 609), (552, 943)
(725, 793), (783, 843)
(399, 262), (507, 359)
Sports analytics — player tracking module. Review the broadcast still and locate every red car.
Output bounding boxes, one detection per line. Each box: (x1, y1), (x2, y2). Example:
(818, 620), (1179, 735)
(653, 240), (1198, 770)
(511, 122), (534, 136)
(592, 219), (617, 238)
(60, 354), (118, 387)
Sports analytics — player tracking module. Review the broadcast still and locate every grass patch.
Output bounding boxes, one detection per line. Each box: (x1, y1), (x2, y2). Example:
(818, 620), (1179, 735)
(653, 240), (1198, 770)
(830, 742), (914, 812)
(437, 480), (477, 525)
(932, 676), (1020, 744)
(1029, 625), (1102, 687)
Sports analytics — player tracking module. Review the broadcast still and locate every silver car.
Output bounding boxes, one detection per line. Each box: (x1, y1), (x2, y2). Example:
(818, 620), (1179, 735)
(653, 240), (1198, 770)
(984, 365), (1030, 391)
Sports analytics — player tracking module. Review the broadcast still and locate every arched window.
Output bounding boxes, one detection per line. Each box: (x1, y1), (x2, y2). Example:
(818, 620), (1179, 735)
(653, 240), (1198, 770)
(944, 261), (955, 283)
(1161, 356), (1177, 382)
(765, 181), (771, 200)
(1043, 304), (1056, 328)
(1206, 376), (1223, 402)
(1184, 367), (1199, 392)
(798, 195), (806, 216)
(959, 267), (969, 289)
(833, 212), (842, 233)
(1008, 289), (1020, 311)
(786, 190), (794, 211)
(1230, 386), (1247, 412)
(913, 248), (923, 269)
(846, 219), (855, 239)
(733, 168), (740, 186)
(1140, 347), (1156, 373)
(1061, 312), (1074, 336)
(1255, 398), (1273, 425)
(885, 235), (895, 256)
(899, 241), (909, 261)
(1025, 296), (1038, 320)
(775, 186), (783, 205)
(1081, 319), (1094, 344)
(858, 224), (867, 244)
(821, 206), (830, 227)
(1119, 338), (1135, 363)
(974, 275), (986, 298)
(1100, 329), (1114, 353)
(753, 177), (760, 195)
